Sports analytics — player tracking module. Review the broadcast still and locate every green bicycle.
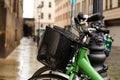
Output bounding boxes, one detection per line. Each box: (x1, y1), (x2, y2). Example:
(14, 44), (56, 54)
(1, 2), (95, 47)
(29, 13), (113, 80)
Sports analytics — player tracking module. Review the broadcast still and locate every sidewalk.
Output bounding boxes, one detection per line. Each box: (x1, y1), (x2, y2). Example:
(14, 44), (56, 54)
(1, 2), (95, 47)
(0, 37), (43, 80)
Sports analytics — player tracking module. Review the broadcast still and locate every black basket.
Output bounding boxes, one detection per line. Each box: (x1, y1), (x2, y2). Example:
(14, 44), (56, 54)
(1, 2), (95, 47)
(37, 26), (78, 70)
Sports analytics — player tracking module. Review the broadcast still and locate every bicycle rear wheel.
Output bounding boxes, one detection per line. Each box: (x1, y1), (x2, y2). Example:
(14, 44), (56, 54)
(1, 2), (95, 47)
(29, 74), (67, 80)
(32, 66), (62, 77)
(32, 66), (52, 77)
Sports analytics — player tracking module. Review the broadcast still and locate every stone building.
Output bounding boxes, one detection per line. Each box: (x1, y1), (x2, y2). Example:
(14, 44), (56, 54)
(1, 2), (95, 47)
(34, 0), (55, 35)
(0, 0), (23, 58)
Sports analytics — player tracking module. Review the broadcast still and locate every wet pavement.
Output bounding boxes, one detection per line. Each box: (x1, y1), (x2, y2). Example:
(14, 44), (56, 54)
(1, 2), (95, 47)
(0, 37), (43, 80)
(0, 37), (120, 80)
(106, 46), (120, 80)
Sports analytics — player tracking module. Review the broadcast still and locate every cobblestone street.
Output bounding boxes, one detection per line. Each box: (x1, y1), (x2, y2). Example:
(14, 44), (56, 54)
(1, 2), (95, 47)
(0, 37), (119, 80)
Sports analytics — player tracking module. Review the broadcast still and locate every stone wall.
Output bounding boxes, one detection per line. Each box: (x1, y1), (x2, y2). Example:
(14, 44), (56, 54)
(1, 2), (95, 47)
(0, 0), (23, 58)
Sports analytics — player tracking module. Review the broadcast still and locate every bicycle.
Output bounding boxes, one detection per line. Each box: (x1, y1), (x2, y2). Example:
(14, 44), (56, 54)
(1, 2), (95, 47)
(28, 13), (113, 80)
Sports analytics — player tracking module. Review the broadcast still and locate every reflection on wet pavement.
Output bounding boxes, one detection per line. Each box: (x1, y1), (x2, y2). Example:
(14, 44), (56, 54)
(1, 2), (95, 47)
(0, 37), (43, 80)
(106, 47), (120, 80)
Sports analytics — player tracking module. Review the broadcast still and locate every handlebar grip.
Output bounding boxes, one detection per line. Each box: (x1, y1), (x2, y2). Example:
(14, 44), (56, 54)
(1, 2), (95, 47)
(77, 12), (85, 21)
(87, 13), (104, 22)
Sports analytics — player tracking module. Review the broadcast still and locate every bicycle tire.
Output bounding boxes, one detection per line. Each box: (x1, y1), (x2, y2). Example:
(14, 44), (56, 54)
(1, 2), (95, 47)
(28, 74), (67, 80)
(30, 66), (64, 78)
(31, 66), (52, 78)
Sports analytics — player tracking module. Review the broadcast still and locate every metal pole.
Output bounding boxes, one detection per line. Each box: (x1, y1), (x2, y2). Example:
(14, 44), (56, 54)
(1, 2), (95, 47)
(91, 0), (110, 80)
(70, 0), (76, 32)
(37, 4), (43, 37)
(93, 0), (103, 14)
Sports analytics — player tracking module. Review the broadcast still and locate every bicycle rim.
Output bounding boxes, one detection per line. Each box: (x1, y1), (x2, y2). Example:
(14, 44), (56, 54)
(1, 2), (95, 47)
(29, 74), (67, 80)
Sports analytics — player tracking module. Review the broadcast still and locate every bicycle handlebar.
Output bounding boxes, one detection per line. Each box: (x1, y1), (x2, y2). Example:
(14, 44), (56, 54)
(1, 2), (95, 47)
(77, 12), (104, 22)
(87, 13), (104, 22)
(74, 12), (109, 34)
(85, 27), (109, 36)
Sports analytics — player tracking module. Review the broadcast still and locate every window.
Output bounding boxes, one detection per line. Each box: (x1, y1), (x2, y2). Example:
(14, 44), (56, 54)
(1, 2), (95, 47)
(13, 0), (19, 18)
(49, 2), (52, 8)
(106, 0), (108, 10)
(105, 0), (113, 10)
(48, 24), (51, 27)
(118, 0), (120, 7)
(15, 29), (17, 41)
(41, 13), (44, 19)
(41, 24), (43, 28)
(110, 0), (112, 9)
(48, 14), (51, 19)
(13, 0), (17, 12)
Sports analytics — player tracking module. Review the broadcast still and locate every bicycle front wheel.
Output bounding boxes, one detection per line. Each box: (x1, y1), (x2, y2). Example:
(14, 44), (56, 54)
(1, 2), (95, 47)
(29, 74), (67, 80)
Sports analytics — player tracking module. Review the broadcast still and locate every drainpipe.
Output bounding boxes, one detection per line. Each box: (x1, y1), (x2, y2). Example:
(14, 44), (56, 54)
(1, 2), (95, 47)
(70, 0), (76, 32)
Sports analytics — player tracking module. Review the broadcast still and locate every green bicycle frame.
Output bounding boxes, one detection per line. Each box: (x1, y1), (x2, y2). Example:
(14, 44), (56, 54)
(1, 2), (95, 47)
(66, 47), (104, 80)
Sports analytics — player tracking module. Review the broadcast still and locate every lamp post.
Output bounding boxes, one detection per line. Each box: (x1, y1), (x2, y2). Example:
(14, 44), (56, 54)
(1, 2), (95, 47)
(37, 4), (43, 36)
(93, 0), (103, 14)
(36, 4), (43, 46)
(37, 4), (43, 30)
(89, 0), (110, 80)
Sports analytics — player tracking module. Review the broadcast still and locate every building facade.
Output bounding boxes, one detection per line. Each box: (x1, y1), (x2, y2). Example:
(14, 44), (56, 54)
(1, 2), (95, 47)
(55, 0), (71, 29)
(55, 0), (120, 46)
(34, 0), (55, 35)
(75, 0), (93, 15)
(75, 0), (120, 46)
(0, 0), (23, 58)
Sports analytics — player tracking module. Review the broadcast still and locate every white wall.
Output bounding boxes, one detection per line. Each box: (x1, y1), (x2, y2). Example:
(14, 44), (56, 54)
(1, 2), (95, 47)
(34, 0), (55, 35)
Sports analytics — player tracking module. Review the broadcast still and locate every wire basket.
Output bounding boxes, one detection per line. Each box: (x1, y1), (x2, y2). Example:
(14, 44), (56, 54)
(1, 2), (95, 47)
(37, 26), (78, 70)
